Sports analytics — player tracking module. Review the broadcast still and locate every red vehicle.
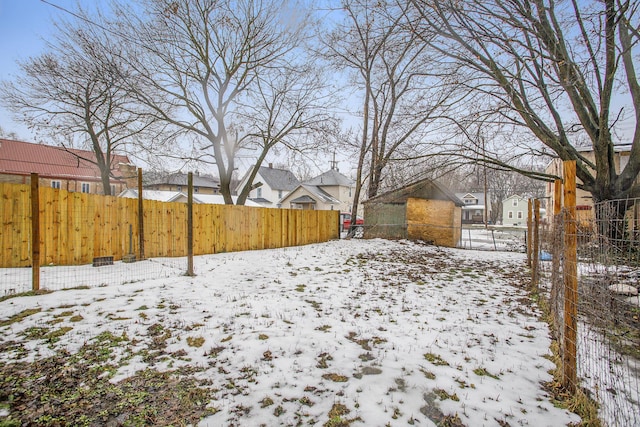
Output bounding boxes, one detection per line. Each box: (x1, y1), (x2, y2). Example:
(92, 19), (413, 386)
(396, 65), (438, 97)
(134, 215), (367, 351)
(340, 212), (364, 232)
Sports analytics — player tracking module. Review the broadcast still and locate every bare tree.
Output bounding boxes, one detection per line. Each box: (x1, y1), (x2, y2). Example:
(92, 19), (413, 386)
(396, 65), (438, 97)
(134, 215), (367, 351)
(232, 60), (338, 205)
(111, 0), (327, 204)
(0, 11), (156, 195)
(0, 125), (18, 140)
(323, 0), (461, 229)
(408, 0), (640, 204)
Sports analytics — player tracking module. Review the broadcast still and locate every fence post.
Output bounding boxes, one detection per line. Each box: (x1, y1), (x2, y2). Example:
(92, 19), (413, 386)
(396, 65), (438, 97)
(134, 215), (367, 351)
(551, 179), (563, 324)
(563, 160), (578, 392)
(187, 172), (194, 276)
(527, 199), (533, 267)
(31, 173), (40, 291)
(137, 168), (145, 260)
(532, 199), (540, 291)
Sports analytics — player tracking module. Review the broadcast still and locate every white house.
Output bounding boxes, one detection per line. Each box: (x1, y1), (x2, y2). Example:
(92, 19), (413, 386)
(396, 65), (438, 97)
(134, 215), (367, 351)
(455, 192), (492, 224)
(502, 195), (529, 226)
(235, 164), (300, 208)
(279, 168), (355, 212)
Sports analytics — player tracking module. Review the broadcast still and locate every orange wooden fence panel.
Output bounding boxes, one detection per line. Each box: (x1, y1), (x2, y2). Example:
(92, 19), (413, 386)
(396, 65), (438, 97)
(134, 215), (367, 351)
(0, 184), (339, 267)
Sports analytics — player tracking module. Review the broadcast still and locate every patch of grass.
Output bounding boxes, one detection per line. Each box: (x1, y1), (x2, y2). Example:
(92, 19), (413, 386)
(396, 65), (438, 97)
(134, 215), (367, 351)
(45, 326), (73, 343)
(423, 352), (449, 366)
(295, 284), (306, 292)
(322, 373), (348, 382)
(21, 326), (50, 340)
(299, 396), (314, 406)
(69, 315), (84, 322)
(221, 335), (233, 342)
(433, 388), (459, 402)
(135, 305), (149, 311)
(0, 308), (42, 327)
(316, 352), (333, 369)
(258, 334), (269, 340)
(273, 405), (285, 417)
(419, 368), (436, 380)
(260, 396), (274, 408)
(0, 350), (217, 426)
(186, 336), (205, 348)
(206, 346), (225, 358)
(315, 324), (332, 332)
(324, 403), (357, 427)
(473, 367), (500, 380)
(0, 289), (53, 303)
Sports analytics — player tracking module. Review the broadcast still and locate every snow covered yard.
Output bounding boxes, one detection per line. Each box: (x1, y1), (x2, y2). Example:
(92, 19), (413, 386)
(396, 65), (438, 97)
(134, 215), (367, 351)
(0, 239), (580, 426)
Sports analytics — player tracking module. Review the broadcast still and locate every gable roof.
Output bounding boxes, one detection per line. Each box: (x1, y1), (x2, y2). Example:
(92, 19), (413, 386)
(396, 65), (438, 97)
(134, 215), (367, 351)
(365, 178), (463, 206)
(455, 192), (487, 205)
(257, 166), (300, 191)
(304, 169), (353, 187)
(280, 184), (341, 205)
(0, 138), (131, 181)
(502, 194), (526, 203)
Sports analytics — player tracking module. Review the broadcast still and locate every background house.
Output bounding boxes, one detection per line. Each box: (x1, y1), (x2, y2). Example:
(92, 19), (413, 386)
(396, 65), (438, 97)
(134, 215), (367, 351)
(145, 171), (220, 195)
(544, 145), (635, 221)
(235, 164), (300, 207)
(0, 138), (135, 194)
(502, 195), (529, 226)
(278, 168), (355, 212)
(455, 192), (492, 224)
(119, 189), (261, 206)
(364, 178), (464, 247)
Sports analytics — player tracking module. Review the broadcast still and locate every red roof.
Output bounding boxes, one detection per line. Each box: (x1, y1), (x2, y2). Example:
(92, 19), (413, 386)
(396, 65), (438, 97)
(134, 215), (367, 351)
(0, 139), (132, 181)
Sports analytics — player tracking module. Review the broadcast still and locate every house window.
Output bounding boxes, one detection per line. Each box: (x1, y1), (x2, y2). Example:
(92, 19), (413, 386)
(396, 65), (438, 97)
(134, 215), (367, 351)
(464, 198), (475, 204)
(512, 199), (518, 207)
(278, 190), (283, 199)
(257, 188), (262, 198)
(177, 186), (182, 192)
(508, 211), (513, 219)
(194, 187), (199, 193)
(517, 211), (523, 219)
(51, 180), (61, 189)
(81, 182), (90, 193)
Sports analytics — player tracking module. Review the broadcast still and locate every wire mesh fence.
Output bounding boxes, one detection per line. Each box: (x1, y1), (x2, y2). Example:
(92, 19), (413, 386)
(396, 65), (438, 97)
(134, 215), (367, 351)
(539, 199), (640, 427)
(0, 178), (339, 296)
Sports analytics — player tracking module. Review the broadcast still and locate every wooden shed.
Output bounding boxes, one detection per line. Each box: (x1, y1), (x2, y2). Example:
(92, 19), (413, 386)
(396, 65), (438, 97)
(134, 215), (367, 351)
(363, 178), (464, 247)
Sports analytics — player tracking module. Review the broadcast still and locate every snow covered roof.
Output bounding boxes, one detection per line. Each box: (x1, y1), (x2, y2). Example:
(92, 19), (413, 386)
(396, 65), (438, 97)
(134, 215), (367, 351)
(119, 189), (184, 202)
(119, 189), (261, 206)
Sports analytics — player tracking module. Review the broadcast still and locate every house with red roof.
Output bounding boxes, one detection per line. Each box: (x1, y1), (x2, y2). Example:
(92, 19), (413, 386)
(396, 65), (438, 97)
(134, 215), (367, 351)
(0, 139), (136, 195)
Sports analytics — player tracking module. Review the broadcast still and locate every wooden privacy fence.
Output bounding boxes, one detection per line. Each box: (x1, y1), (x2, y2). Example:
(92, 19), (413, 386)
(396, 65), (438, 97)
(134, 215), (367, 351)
(0, 182), (339, 268)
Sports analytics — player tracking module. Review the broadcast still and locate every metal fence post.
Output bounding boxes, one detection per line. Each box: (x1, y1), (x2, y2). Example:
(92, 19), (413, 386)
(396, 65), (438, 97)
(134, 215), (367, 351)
(31, 173), (40, 291)
(137, 168), (145, 260)
(187, 172), (194, 276)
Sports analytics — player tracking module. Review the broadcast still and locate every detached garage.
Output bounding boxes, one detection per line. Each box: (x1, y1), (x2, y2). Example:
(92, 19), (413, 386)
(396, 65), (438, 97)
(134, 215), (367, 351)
(363, 178), (464, 247)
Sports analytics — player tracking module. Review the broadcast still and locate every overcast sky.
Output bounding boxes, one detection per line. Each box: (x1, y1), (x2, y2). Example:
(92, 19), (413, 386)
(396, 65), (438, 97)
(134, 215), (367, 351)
(0, 0), (106, 141)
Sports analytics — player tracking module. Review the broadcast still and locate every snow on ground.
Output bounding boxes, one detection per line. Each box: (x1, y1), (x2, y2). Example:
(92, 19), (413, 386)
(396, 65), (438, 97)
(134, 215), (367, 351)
(0, 239), (580, 426)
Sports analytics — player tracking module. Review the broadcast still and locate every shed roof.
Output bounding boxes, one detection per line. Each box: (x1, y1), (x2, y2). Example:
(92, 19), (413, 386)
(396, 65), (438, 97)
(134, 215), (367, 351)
(0, 138), (131, 181)
(365, 178), (463, 206)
